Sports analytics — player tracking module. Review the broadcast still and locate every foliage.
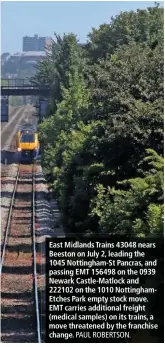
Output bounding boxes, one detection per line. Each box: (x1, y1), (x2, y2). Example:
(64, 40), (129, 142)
(9, 96), (24, 106)
(87, 4), (164, 62)
(91, 150), (163, 236)
(2, 58), (36, 79)
(32, 4), (164, 236)
(31, 33), (85, 109)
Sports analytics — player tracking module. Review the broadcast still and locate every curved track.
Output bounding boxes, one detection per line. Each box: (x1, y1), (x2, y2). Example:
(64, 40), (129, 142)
(1, 163), (41, 343)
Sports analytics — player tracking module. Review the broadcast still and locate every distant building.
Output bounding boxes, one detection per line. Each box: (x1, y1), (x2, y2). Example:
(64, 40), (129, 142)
(23, 34), (52, 52)
(6, 51), (46, 65)
(1, 51), (46, 78)
(1, 52), (10, 59)
(1, 52), (10, 65)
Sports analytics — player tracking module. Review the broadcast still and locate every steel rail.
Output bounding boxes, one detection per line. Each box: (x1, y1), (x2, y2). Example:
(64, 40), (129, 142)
(1, 162), (41, 342)
(0, 165), (20, 275)
(32, 162), (41, 343)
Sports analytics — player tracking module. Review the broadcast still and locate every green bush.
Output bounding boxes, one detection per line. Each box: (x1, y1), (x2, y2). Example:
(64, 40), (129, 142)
(32, 5), (164, 235)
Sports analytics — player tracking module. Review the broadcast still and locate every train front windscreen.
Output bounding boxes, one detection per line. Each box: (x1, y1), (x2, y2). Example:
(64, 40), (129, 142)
(20, 132), (35, 143)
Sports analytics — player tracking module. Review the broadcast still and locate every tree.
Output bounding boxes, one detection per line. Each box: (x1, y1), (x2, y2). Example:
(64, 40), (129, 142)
(91, 149), (163, 236)
(85, 40), (163, 180)
(31, 33), (85, 108)
(87, 5), (163, 63)
(38, 35), (90, 230)
(33, 5), (163, 235)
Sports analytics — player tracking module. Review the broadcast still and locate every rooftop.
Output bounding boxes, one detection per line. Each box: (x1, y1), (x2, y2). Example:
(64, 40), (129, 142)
(9, 51), (46, 57)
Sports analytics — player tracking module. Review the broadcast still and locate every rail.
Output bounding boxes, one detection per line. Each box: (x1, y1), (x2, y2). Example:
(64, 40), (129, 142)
(32, 163), (41, 343)
(1, 79), (49, 88)
(1, 163), (41, 343)
(1, 85), (49, 89)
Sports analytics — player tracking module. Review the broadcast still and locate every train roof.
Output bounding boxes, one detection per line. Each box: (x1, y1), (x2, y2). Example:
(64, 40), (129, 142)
(18, 123), (37, 132)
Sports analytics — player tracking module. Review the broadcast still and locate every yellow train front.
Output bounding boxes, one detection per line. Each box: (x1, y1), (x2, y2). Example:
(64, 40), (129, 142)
(16, 127), (40, 163)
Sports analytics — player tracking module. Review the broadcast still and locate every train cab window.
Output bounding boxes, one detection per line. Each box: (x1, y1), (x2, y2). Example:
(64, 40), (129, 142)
(20, 133), (35, 143)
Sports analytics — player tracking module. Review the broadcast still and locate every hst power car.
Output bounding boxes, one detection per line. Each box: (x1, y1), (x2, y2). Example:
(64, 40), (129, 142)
(16, 124), (40, 162)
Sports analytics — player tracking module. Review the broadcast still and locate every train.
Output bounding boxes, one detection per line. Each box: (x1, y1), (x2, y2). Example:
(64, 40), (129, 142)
(16, 123), (40, 163)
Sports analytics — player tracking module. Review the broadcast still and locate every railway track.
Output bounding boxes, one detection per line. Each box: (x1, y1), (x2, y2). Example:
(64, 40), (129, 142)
(1, 163), (41, 343)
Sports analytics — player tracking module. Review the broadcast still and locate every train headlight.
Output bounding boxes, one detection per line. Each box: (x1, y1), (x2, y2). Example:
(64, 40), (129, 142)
(17, 148), (22, 152)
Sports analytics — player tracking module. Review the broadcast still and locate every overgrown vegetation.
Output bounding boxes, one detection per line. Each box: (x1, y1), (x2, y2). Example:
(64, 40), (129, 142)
(32, 4), (164, 236)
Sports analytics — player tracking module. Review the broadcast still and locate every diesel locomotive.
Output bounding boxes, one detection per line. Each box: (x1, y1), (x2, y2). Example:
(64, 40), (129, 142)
(16, 124), (40, 162)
